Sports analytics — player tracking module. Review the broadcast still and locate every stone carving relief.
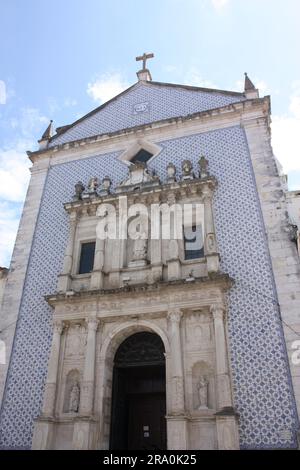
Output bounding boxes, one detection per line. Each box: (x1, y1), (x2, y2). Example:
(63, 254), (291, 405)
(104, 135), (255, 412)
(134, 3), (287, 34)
(185, 311), (213, 350)
(65, 324), (86, 358)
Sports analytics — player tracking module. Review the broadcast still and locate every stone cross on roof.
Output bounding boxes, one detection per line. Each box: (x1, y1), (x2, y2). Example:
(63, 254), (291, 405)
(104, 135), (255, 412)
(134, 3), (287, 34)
(136, 52), (154, 71)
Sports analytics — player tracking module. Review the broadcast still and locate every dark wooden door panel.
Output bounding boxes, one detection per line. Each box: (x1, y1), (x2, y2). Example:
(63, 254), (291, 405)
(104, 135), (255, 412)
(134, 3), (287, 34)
(128, 393), (166, 450)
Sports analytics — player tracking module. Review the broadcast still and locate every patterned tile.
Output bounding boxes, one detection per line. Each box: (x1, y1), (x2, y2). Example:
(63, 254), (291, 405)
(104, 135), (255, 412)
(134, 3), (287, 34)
(0, 126), (298, 449)
(49, 82), (245, 147)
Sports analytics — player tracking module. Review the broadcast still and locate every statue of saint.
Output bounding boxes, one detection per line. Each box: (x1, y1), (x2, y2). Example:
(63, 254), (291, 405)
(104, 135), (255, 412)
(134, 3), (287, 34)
(198, 156), (209, 178)
(87, 177), (99, 193)
(197, 376), (209, 409)
(181, 159), (194, 179)
(69, 381), (80, 413)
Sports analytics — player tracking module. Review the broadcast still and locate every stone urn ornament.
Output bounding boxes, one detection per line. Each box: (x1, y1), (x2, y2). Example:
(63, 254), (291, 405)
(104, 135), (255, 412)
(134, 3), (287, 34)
(198, 156), (209, 179)
(74, 181), (85, 200)
(99, 176), (112, 196)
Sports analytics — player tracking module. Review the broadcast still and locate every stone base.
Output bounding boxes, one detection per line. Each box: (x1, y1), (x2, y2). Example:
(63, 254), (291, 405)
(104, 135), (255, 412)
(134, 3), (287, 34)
(128, 259), (147, 268)
(167, 259), (181, 281)
(57, 273), (72, 292)
(206, 253), (219, 273)
(166, 415), (188, 450)
(32, 418), (54, 449)
(72, 418), (96, 449)
(215, 412), (239, 449)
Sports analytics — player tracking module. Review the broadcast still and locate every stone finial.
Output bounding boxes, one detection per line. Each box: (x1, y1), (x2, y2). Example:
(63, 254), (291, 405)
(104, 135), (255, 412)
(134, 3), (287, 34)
(166, 162), (176, 183)
(244, 72), (255, 91)
(244, 72), (259, 99)
(38, 120), (54, 149)
(181, 160), (194, 180)
(198, 155), (209, 179)
(73, 181), (85, 201)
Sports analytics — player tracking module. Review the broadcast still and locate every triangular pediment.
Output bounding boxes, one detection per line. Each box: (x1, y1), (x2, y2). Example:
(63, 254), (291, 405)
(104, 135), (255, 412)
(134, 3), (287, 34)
(49, 81), (245, 147)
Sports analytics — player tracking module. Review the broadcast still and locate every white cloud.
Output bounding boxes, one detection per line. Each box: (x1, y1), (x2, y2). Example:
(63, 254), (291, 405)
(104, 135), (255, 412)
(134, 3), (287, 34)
(87, 72), (129, 104)
(211, 0), (229, 12)
(0, 201), (21, 266)
(184, 67), (218, 89)
(271, 86), (300, 179)
(0, 80), (6, 105)
(0, 106), (49, 265)
(0, 145), (31, 202)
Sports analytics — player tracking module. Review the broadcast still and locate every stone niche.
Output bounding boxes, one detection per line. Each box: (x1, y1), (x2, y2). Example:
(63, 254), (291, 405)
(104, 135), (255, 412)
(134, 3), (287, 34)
(191, 361), (216, 412)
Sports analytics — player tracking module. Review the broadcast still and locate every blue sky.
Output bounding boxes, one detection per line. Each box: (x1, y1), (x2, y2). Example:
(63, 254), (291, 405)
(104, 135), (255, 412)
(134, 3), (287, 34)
(0, 0), (300, 266)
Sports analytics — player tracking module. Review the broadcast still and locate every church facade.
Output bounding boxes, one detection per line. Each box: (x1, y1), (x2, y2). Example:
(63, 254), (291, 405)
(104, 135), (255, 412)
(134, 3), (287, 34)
(0, 58), (300, 450)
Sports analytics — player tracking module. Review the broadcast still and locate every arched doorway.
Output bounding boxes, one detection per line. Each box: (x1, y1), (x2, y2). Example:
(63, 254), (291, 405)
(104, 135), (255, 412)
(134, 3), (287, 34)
(109, 332), (167, 450)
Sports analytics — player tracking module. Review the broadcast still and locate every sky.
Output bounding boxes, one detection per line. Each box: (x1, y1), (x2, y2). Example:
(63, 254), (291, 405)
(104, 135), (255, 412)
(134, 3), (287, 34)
(0, 0), (300, 266)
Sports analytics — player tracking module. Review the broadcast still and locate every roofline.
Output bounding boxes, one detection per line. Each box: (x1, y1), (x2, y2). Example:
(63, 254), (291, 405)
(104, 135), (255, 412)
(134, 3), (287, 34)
(49, 80), (246, 145)
(28, 95), (271, 161)
(49, 82), (139, 144)
(149, 80), (245, 97)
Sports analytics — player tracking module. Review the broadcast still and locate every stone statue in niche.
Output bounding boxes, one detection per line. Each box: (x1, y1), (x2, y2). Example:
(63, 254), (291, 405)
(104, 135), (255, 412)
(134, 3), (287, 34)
(69, 381), (80, 413)
(131, 237), (148, 263)
(129, 219), (149, 267)
(197, 376), (209, 409)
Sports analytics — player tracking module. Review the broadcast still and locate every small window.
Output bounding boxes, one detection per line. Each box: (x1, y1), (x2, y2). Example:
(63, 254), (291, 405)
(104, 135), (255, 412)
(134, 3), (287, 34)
(184, 225), (204, 260)
(131, 149), (153, 164)
(78, 242), (96, 274)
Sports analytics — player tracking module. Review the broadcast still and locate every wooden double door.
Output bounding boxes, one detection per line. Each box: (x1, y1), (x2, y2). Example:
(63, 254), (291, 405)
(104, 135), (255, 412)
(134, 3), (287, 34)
(109, 332), (167, 450)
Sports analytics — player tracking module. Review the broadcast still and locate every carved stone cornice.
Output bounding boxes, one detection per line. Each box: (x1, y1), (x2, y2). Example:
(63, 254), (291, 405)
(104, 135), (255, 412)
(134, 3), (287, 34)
(45, 273), (233, 306)
(63, 176), (218, 216)
(28, 95), (270, 163)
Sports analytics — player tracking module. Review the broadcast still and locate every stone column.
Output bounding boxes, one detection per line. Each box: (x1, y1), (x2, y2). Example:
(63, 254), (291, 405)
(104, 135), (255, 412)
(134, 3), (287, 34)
(79, 318), (99, 415)
(150, 197), (163, 282)
(211, 304), (232, 409)
(211, 304), (239, 449)
(57, 212), (78, 292)
(203, 185), (219, 273)
(42, 320), (64, 416)
(167, 309), (188, 449)
(108, 205), (121, 288)
(90, 238), (105, 290)
(72, 318), (99, 450)
(32, 320), (64, 449)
